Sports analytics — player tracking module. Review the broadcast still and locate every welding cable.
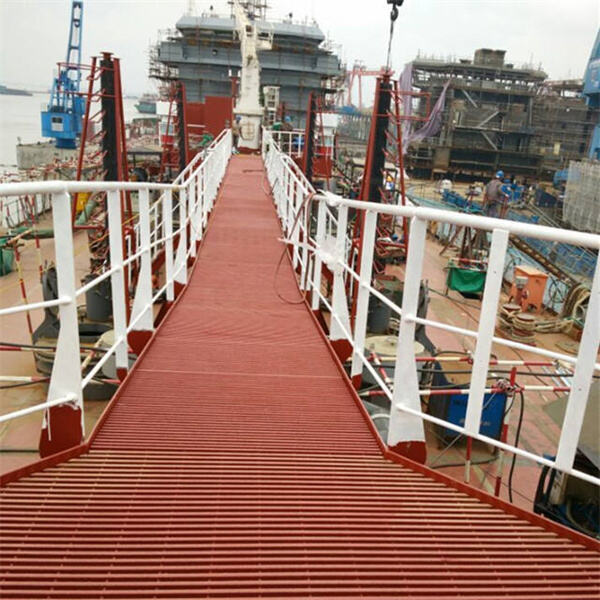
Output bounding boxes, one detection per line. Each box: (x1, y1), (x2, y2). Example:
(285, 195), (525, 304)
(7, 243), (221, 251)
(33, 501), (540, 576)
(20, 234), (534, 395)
(428, 285), (482, 311)
(0, 378), (50, 390)
(262, 173), (274, 198)
(273, 190), (316, 305)
(0, 341), (110, 354)
(508, 389), (525, 504)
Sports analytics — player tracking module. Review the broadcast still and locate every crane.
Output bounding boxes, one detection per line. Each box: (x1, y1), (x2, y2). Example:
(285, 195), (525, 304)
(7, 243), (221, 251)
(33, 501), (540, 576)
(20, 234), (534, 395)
(41, 1), (85, 149)
(231, 0), (272, 151)
(346, 62), (395, 109)
(583, 29), (600, 159)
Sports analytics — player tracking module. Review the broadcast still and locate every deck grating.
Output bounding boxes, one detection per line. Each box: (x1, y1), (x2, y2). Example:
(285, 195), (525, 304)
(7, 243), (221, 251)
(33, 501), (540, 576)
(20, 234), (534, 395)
(1, 156), (598, 599)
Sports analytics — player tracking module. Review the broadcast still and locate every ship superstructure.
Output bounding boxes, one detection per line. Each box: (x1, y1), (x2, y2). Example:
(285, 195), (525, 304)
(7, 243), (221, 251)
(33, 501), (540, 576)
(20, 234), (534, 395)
(150, 4), (344, 127)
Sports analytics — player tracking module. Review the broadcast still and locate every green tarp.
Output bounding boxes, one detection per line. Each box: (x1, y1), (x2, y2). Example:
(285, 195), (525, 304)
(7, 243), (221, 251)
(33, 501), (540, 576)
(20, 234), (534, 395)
(446, 266), (486, 294)
(0, 246), (15, 276)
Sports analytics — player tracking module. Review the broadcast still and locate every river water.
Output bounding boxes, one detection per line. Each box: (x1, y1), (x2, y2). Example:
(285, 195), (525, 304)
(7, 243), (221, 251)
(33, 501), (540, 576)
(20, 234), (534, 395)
(0, 93), (140, 169)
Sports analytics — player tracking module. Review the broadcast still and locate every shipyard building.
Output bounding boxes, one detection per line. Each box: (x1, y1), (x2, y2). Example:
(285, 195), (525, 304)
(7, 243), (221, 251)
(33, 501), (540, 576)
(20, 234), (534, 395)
(406, 48), (599, 180)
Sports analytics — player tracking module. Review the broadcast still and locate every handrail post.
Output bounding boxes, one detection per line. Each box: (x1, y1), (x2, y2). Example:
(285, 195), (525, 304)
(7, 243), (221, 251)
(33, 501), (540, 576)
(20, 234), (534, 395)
(292, 181), (302, 269)
(163, 189), (175, 302)
(40, 190), (84, 456)
(194, 171), (203, 243)
(350, 210), (377, 387)
(555, 257), (600, 472)
(201, 165), (208, 230)
(300, 186), (310, 291)
(388, 216), (427, 457)
(189, 179), (198, 257)
(286, 169), (292, 234)
(129, 188), (154, 342)
(311, 199), (327, 310)
(174, 188), (188, 286)
(464, 228), (509, 435)
(107, 190), (129, 379)
(330, 203), (351, 343)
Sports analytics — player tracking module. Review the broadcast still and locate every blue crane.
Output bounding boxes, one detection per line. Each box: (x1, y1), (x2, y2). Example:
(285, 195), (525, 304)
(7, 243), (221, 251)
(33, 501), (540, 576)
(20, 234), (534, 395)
(583, 28), (600, 159)
(41, 1), (85, 149)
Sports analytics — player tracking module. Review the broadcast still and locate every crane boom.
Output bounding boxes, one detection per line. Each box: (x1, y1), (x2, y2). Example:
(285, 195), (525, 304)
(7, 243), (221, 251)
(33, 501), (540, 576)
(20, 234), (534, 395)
(232, 0), (272, 150)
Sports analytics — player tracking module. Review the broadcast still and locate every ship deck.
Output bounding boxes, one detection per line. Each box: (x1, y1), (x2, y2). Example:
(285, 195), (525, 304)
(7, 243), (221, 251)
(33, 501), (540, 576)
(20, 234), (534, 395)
(1, 155), (598, 598)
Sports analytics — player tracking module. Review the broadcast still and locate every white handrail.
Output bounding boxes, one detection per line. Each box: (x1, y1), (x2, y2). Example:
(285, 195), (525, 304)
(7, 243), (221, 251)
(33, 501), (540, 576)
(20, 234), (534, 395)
(321, 192), (600, 249)
(0, 180), (181, 196)
(0, 129), (233, 432)
(262, 127), (600, 490)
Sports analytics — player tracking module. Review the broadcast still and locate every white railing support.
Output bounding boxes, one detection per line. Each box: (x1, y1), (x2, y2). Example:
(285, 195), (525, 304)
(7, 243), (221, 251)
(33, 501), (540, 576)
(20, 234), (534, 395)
(555, 257), (600, 472)
(464, 229), (510, 435)
(350, 211), (377, 380)
(292, 181), (302, 270)
(174, 188), (188, 286)
(46, 191), (84, 426)
(312, 200), (327, 311)
(188, 179), (197, 258)
(130, 188), (154, 333)
(163, 189), (175, 302)
(330, 204), (351, 342)
(194, 172), (203, 244)
(107, 191), (129, 375)
(388, 216), (427, 448)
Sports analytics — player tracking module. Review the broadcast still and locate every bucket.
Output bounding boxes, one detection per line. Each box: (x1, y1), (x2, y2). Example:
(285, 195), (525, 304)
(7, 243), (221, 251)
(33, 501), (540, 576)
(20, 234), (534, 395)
(83, 274), (113, 322)
(367, 288), (393, 334)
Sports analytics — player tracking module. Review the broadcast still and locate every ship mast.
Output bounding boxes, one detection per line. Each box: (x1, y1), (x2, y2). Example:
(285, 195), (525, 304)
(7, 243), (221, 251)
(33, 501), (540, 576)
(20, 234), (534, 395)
(231, 0), (272, 150)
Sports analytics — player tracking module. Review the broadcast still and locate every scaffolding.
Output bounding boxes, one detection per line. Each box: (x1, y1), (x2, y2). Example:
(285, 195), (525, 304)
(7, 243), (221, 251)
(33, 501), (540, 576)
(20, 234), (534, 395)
(563, 160), (600, 234)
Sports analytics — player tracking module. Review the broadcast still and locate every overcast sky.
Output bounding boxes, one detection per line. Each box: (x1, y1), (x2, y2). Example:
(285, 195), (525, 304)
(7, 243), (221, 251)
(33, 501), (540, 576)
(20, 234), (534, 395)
(1, 0), (598, 96)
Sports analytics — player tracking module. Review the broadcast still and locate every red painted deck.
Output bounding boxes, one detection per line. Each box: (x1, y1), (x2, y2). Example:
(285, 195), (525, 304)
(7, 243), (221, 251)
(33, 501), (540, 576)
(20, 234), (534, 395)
(1, 156), (599, 598)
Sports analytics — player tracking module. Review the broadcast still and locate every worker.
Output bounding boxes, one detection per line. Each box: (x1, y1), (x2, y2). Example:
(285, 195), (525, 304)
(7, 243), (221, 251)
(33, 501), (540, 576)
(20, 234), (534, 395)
(384, 173), (395, 202)
(484, 170), (510, 218)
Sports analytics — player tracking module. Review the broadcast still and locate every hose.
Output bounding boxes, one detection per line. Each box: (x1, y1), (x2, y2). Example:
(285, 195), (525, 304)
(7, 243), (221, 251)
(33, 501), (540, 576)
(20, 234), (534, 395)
(508, 390), (525, 504)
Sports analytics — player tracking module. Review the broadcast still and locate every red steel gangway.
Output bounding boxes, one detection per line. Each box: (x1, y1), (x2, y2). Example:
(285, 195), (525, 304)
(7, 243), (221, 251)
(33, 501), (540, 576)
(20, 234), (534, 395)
(1, 155), (599, 599)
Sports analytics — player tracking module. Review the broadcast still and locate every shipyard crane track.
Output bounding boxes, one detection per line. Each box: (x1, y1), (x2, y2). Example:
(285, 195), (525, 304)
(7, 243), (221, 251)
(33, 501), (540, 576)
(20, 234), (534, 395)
(1, 156), (599, 599)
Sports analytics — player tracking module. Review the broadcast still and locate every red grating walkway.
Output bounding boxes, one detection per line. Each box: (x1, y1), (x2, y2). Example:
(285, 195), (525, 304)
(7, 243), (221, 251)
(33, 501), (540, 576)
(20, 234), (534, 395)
(1, 156), (599, 598)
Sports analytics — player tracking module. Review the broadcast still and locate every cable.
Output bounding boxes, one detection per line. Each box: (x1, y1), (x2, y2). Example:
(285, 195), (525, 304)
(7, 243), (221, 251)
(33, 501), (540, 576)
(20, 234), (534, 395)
(273, 186), (316, 305)
(0, 378), (50, 390)
(428, 285), (482, 310)
(0, 340), (110, 353)
(508, 389), (525, 503)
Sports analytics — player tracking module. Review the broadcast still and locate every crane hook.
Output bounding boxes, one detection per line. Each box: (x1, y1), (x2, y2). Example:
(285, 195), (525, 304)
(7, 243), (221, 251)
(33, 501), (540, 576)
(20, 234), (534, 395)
(387, 0), (404, 20)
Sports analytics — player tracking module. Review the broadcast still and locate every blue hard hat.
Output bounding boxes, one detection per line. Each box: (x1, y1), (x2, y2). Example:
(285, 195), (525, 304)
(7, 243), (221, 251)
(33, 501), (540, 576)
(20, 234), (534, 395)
(284, 116), (292, 123)
(496, 170), (504, 178)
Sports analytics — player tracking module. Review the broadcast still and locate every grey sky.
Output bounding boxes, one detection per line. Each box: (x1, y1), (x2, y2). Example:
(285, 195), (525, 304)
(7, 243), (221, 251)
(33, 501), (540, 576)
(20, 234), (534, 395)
(1, 0), (598, 96)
